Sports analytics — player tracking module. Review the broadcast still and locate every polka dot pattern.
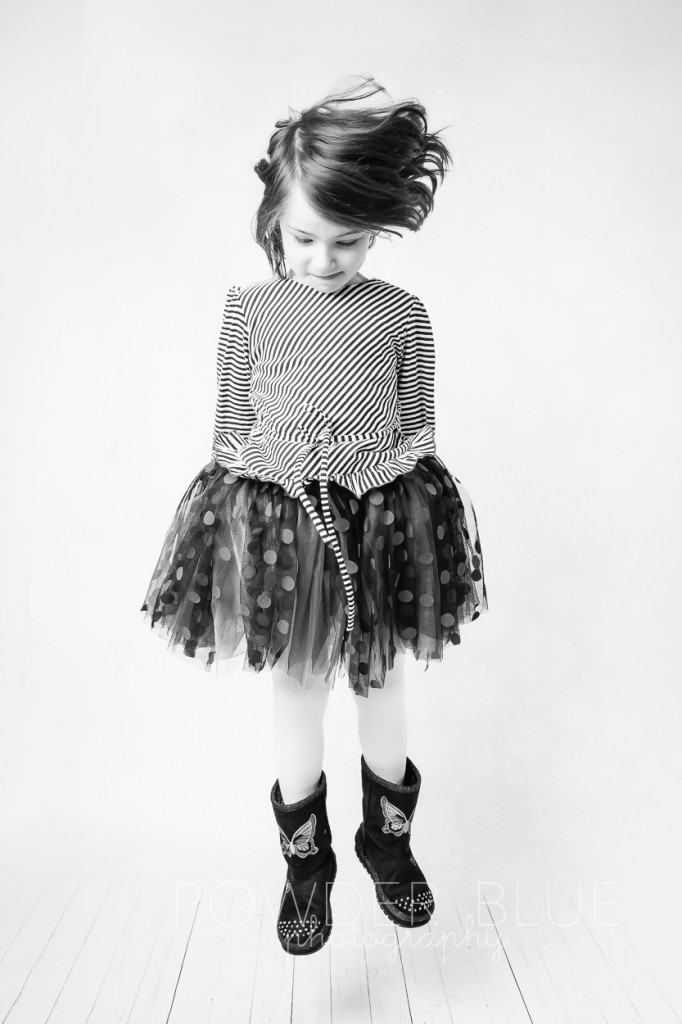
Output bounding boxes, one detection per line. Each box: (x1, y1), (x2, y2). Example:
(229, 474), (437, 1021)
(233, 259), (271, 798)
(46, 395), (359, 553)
(139, 455), (487, 697)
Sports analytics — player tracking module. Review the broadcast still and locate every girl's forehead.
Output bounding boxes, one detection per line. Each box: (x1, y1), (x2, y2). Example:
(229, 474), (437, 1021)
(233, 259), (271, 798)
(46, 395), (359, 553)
(282, 179), (316, 216)
(280, 189), (356, 234)
(281, 181), (354, 235)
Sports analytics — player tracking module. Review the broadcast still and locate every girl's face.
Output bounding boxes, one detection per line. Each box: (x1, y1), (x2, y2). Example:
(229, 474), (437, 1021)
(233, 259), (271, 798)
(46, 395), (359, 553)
(278, 180), (373, 293)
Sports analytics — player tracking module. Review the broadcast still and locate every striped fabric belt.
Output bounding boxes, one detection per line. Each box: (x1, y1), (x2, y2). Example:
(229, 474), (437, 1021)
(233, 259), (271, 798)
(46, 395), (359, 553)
(269, 406), (397, 636)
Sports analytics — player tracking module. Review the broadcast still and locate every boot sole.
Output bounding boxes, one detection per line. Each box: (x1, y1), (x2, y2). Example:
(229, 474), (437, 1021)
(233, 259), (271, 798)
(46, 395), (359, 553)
(278, 858), (338, 957)
(355, 840), (434, 928)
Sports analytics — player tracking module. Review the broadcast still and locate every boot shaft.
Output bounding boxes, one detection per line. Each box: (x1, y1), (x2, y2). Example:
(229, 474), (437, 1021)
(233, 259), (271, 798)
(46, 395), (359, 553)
(271, 773), (334, 880)
(359, 756), (422, 857)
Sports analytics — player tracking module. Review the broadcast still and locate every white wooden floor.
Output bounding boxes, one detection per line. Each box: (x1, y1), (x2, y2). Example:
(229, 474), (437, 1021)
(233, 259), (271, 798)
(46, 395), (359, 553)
(0, 876), (680, 1023)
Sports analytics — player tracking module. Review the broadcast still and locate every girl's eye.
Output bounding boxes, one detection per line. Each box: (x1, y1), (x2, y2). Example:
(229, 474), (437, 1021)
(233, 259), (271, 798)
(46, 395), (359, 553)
(294, 237), (360, 247)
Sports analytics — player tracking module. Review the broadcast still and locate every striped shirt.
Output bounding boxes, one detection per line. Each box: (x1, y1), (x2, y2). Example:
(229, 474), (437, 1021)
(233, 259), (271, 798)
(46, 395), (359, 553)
(211, 274), (438, 631)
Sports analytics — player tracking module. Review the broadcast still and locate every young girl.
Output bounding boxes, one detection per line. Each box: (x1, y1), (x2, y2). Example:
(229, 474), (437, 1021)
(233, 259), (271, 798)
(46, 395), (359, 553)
(141, 76), (487, 956)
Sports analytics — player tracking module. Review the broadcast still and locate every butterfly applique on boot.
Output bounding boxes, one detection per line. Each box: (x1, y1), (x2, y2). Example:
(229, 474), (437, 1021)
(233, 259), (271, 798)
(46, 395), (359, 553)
(270, 771), (337, 955)
(354, 755), (435, 927)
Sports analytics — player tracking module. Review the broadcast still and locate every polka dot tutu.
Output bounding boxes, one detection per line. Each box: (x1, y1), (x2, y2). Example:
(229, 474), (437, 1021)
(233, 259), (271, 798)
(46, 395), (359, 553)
(140, 454), (487, 697)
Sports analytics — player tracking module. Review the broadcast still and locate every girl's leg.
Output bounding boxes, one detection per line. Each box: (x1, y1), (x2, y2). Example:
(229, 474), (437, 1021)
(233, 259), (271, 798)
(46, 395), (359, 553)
(272, 664), (332, 803)
(354, 652), (408, 784)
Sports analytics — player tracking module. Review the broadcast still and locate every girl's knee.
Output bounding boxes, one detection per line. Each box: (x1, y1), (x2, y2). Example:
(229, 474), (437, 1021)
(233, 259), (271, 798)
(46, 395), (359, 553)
(355, 653), (406, 704)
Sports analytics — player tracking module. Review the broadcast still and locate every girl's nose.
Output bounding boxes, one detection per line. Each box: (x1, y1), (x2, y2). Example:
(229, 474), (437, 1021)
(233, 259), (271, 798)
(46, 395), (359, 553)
(311, 248), (336, 272)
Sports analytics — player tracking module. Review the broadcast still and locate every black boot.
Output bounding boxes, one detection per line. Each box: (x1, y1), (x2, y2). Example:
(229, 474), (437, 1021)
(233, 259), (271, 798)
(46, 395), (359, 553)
(354, 755), (435, 927)
(270, 771), (337, 955)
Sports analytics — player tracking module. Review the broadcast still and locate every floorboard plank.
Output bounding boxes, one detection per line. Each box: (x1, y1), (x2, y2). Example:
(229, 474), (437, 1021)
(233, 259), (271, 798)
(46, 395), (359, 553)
(248, 880), (294, 1024)
(513, 886), (608, 1024)
(43, 884), (140, 1024)
(291, 942), (332, 1024)
(87, 883), (170, 1024)
(0, 880), (51, 964)
(545, 891), (644, 1024)
(614, 883), (682, 1019)
(0, 886), (22, 924)
(479, 882), (573, 1024)
(166, 878), (249, 1023)
(449, 889), (532, 1024)
(570, 886), (682, 1024)
(426, 887), (494, 1023)
(125, 881), (201, 1024)
(328, 877), (372, 1024)
(398, 911), (453, 1024)
(205, 878), (263, 1024)
(360, 895), (412, 1023)
(0, 881), (81, 1023)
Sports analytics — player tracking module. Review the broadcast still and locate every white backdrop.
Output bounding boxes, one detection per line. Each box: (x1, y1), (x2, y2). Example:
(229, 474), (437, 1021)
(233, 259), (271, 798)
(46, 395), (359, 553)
(1, 0), (680, 925)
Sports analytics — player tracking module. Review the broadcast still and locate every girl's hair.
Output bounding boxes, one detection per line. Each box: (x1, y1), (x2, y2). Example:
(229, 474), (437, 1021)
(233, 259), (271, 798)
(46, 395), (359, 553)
(252, 75), (453, 279)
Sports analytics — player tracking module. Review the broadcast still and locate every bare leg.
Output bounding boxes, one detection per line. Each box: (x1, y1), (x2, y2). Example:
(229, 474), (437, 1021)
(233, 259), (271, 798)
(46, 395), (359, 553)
(272, 665), (332, 803)
(354, 652), (408, 784)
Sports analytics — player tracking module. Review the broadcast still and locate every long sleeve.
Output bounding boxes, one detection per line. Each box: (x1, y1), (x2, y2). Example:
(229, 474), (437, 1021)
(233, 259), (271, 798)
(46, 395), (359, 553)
(396, 296), (436, 442)
(211, 285), (257, 464)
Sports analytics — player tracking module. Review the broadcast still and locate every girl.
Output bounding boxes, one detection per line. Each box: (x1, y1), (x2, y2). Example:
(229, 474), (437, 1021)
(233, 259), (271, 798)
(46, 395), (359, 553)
(141, 76), (487, 956)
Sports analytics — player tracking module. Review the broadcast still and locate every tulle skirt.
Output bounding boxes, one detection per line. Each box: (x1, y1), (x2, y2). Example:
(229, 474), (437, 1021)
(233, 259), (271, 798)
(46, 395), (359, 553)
(140, 455), (487, 697)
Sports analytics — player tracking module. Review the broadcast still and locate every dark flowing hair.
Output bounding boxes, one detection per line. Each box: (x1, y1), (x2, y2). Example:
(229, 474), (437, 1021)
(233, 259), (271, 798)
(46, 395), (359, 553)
(252, 75), (453, 279)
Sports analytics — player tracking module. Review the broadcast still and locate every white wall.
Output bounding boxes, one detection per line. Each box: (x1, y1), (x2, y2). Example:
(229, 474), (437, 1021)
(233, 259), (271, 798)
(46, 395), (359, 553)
(1, 0), (680, 923)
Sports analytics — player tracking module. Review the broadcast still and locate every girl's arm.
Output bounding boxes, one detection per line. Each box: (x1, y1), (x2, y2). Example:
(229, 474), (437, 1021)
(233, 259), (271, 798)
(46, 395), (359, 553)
(396, 296), (437, 441)
(211, 285), (257, 461)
